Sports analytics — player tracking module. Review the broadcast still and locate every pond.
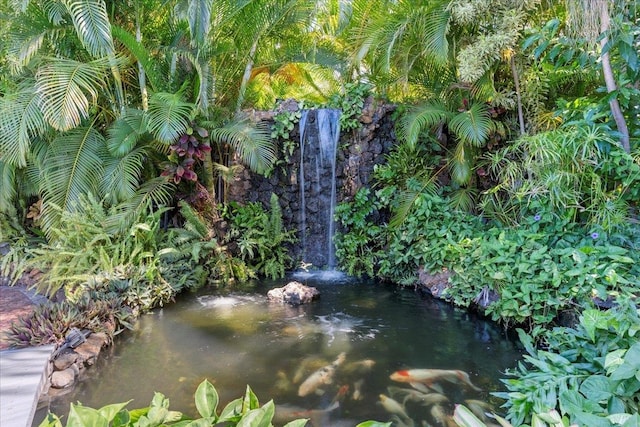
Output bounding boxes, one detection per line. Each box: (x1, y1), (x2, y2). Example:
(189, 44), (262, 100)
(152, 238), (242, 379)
(36, 274), (522, 426)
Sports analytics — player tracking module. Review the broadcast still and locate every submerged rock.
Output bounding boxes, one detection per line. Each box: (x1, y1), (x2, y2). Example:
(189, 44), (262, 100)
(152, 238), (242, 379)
(267, 281), (320, 305)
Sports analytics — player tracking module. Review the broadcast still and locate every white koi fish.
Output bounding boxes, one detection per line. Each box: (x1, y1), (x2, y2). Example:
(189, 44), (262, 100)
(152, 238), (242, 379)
(297, 352), (346, 397)
(390, 369), (482, 392)
(378, 393), (411, 422)
(387, 386), (449, 406)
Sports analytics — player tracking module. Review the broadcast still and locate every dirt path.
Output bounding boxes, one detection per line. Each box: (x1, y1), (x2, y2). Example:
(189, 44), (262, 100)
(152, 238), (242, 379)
(0, 285), (46, 350)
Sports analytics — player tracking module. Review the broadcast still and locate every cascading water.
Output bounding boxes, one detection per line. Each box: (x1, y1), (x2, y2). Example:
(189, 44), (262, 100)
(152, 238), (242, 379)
(298, 109), (341, 269)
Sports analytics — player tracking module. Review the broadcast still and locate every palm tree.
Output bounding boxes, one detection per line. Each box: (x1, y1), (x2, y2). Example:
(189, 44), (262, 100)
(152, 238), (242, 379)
(565, 0), (632, 153)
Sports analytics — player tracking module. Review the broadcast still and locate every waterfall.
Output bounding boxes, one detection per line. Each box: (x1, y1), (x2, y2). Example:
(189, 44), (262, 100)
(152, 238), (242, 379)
(298, 109), (341, 268)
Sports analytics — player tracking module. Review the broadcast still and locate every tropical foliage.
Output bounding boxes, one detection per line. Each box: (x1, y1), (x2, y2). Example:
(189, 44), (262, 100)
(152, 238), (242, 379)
(1, 0), (639, 426)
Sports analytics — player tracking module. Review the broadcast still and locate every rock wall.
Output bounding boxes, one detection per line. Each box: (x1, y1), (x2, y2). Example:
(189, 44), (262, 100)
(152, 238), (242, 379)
(227, 98), (396, 268)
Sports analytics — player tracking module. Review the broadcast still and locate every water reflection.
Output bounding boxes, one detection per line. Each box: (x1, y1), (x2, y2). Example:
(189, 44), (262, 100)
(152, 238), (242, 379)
(37, 278), (521, 426)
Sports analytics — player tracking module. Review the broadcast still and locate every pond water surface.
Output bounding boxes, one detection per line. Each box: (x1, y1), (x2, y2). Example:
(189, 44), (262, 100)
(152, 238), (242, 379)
(37, 274), (522, 426)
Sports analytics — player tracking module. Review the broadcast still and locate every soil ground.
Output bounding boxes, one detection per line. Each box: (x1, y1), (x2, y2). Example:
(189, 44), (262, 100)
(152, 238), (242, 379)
(0, 284), (47, 350)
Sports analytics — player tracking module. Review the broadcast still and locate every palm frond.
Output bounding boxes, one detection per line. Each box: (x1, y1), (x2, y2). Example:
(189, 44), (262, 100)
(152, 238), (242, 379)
(104, 176), (175, 234)
(101, 146), (148, 205)
(6, 5), (53, 73)
(145, 92), (194, 144)
(389, 173), (439, 228)
(106, 108), (148, 157)
(186, 0), (213, 47)
(40, 125), (108, 237)
(62, 0), (114, 57)
(0, 81), (48, 167)
(448, 103), (493, 148)
(0, 161), (17, 214)
(210, 119), (276, 174)
(111, 24), (163, 91)
(449, 187), (477, 212)
(398, 101), (452, 147)
(43, 0), (68, 25)
(450, 140), (473, 185)
(414, 1), (451, 65)
(35, 57), (110, 131)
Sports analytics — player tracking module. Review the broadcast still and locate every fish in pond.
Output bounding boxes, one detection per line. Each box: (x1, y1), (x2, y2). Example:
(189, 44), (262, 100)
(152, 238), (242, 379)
(297, 352), (346, 397)
(378, 393), (412, 423)
(389, 369), (482, 392)
(387, 386), (449, 406)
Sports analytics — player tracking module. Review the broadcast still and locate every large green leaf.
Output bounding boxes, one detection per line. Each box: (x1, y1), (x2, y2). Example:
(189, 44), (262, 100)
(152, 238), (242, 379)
(210, 119), (276, 174)
(0, 82), (48, 167)
(41, 125), (107, 236)
(35, 57), (109, 131)
(146, 92), (194, 144)
(63, 0), (114, 57)
(195, 380), (219, 419)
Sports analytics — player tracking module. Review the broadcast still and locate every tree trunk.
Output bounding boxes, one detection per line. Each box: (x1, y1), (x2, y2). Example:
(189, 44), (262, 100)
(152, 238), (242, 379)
(236, 38), (260, 113)
(135, 10), (148, 111)
(510, 55), (526, 136)
(598, 1), (631, 153)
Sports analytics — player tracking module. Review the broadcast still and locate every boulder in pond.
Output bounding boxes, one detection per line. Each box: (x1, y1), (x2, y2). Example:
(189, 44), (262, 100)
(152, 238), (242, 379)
(267, 281), (319, 305)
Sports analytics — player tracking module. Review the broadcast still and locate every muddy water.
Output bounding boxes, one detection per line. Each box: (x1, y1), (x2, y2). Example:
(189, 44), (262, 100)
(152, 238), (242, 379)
(37, 274), (522, 426)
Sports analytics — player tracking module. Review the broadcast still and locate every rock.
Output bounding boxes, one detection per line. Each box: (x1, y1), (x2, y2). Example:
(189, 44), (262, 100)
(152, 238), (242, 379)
(51, 368), (76, 389)
(74, 333), (107, 366)
(267, 281), (320, 305)
(53, 350), (78, 371)
(418, 268), (452, 298)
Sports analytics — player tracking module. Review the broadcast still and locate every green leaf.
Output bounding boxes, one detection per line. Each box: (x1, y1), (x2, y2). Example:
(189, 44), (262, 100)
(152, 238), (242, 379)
(236, 401), (275, 427)
(195, 380), (219, 419)
(572, 411), (612, 427)
(97, 402), (131, 422)
(67, 404), (109, 427)
(282, 420), (311, 427)
(219, 397), (243, 422)
(107, 108), (148, 157)
(581, 309), (608, 342)
(579, 376), (612, 402)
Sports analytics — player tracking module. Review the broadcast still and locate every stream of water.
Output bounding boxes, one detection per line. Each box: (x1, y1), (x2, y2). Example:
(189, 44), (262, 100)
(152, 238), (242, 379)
(36, 274), (522, 426)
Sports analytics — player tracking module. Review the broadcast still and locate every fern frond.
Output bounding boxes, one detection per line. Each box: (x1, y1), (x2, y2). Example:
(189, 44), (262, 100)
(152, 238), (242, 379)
(178, 200), (209, 239)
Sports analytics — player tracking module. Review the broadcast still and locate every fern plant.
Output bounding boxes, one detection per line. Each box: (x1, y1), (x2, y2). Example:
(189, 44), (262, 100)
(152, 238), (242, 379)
(225, 193), (296, 279)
